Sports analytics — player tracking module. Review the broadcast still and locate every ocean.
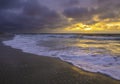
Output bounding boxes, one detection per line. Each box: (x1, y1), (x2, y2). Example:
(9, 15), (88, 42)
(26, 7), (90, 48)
(2, 34), (120, 80)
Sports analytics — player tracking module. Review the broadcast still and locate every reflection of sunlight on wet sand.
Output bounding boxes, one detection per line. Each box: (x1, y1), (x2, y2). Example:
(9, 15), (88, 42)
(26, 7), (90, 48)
(71, 66), (95, 76)
(3, 34), (120, 80)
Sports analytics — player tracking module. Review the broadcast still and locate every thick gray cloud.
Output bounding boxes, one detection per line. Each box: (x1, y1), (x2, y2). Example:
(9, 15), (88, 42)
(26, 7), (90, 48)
(0, 0), (120, 33)
(62, 0), (120, 24)
(97, 0), (120, 19)
(63, 7), (95, 22)
(0, 0), (62, 33)
(22, 0), (61, 27)
(0, 0), (23, 10)
(62, 0), (80, 8)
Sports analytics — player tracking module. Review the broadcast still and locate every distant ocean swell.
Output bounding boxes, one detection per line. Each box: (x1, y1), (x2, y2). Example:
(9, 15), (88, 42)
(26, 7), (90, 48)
(2, 34), (120, 80)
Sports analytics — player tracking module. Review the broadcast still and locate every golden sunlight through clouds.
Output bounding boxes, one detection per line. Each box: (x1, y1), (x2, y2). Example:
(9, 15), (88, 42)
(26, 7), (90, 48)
(64, 22), (120, 33)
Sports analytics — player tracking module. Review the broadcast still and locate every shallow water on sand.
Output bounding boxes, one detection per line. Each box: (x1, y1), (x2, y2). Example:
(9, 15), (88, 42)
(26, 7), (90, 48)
(2, 34), (120, 80)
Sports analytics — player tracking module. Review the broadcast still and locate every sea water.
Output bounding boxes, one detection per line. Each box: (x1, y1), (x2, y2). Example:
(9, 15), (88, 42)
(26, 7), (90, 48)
(2, 34), (120, 80)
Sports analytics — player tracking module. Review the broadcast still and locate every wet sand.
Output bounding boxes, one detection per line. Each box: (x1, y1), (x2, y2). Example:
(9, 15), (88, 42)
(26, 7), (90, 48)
(0, 35), (120, 84)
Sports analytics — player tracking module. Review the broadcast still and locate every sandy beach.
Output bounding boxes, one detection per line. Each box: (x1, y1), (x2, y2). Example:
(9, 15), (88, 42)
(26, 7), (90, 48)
(0, 35), (120, 84)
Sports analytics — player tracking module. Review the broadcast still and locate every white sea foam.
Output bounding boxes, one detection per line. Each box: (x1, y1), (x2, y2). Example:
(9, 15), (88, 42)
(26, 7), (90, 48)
(2, 34), (120, 80)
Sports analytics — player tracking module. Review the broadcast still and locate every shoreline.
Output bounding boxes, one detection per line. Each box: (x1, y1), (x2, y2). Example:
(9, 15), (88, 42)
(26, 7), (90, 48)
(0, 36), (120, 84)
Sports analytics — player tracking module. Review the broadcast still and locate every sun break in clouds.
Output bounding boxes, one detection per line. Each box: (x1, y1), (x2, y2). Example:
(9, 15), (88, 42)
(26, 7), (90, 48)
(0, 0), (120, 33)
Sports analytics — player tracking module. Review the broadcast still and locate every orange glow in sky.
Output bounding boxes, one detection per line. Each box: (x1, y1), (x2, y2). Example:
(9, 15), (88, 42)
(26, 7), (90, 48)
(63, 22), (120, 33)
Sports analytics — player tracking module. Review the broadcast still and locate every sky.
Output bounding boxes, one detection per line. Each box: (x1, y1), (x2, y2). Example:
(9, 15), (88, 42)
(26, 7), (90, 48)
(0, 0), (120, 33)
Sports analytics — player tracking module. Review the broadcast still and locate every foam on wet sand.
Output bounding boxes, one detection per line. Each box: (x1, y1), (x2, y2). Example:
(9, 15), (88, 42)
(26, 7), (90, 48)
(2, 34), (120, 80)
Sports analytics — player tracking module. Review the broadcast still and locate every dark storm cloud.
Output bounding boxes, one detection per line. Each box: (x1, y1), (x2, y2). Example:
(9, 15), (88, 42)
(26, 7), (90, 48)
(99, 13), (117, 20)
(0, 0), (23, 9)
(62, 0), (120, 24)
(63, 7), (94, 22)
(94, 0), (120, 22)
(67, 0), (80, 5)
(0, 0), (120, 33)
(0, 0), (62, 32)
(23, 0), (60, 21)
(22, 0), (60, 26)
(63, 7), (89, 18)
(63, 0), (80, 7)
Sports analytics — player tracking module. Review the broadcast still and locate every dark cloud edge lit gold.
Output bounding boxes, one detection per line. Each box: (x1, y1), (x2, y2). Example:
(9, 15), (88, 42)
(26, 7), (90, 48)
(0, 0), (120, 34)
